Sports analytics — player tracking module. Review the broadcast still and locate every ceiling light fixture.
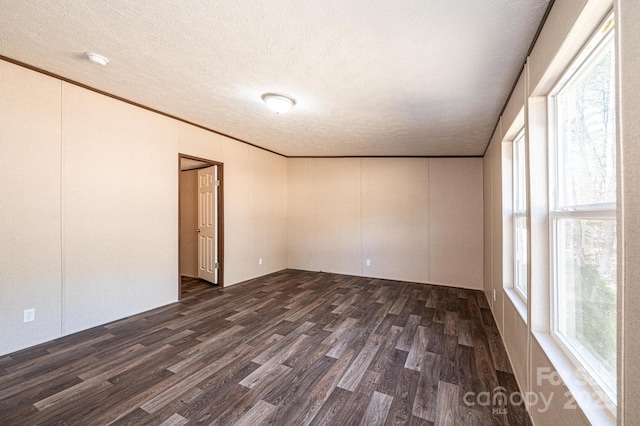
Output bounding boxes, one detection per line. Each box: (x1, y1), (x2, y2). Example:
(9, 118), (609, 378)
(86, 52), (109, 66)
(261, 93), (295, 114)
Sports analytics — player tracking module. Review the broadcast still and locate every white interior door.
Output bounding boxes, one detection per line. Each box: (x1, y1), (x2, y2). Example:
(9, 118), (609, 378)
(197, 166), (218, 283)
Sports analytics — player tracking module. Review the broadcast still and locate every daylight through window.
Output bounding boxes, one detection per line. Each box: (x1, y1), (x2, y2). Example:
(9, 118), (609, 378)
(513, 130), (528, 300)
(550, 18), (616, 402)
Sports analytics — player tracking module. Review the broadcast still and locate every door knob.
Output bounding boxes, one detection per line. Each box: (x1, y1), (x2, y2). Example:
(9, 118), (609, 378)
(195, 228), (201, 233)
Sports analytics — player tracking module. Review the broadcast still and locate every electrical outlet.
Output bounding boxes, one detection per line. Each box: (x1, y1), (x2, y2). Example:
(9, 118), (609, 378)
(365, 259), (371, 267)
(258, 258), (263, 265)
(492, 289), (497, 302)
(23, 308), (35, 323)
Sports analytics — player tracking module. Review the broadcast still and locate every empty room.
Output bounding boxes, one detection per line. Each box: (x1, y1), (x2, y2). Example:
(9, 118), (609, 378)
(1, 0), (638, 425)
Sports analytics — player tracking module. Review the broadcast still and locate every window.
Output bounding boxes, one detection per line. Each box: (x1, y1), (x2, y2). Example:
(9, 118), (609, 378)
(550, 18), (616, 402)
(513, 130), (528, 300)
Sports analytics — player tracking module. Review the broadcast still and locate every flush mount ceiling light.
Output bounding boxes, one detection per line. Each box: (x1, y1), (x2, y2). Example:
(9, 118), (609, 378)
(261, 93), (295, 114)
(85, 52), (109, 66)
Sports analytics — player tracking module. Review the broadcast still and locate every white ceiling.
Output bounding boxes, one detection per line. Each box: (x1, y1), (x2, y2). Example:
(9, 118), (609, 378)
(0, 0), (550, 157)
(181, 158), (213, 172)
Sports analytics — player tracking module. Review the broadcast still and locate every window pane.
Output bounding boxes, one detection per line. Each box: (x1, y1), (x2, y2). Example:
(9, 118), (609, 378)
(556, 35), (616, 208)
(514, 215), (527, 298)
(555, 217), (616, 392)
(551, 16), (617, 407)
(513, 131), (527, 300)
(514, 132), (527, 213)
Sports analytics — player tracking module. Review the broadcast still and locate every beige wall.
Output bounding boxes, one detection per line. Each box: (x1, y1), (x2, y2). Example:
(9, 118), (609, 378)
(221, 141), (288, 285)
(177, 126), (288, 287)
(309, 158), (362, 276)
(0, 60), (63, 354)
(484, 0), (637, 424)
(618, 0), (640, 422)
(483, 128), (504, 326)
(62, 84), (180, 334)
(288, 157), (484, 289)
(180, 169), (198, 277)
(362, 158), (430, 282)
(0, 59), (288, 355)
(287, 159), (311, 270)
(429, 158), (484, 287)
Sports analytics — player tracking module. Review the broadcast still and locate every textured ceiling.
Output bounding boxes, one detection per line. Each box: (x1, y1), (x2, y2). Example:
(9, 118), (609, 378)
(180, 158), (213, 172)
(0, 0), (549, 157)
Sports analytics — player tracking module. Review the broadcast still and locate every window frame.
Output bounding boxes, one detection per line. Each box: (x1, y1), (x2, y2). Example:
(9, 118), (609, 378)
(512, 129), (528, 302)
(547, 16), (617, 407)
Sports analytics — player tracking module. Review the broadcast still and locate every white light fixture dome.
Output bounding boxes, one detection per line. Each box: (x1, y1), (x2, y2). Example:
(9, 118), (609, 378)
(85, 52), (109, 66)
(261, 93), (295, 114)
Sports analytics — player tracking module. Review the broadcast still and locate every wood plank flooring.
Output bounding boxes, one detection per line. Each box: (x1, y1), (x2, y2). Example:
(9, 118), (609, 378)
(0, 270), (530, 425)
(181, 276), (217, 299)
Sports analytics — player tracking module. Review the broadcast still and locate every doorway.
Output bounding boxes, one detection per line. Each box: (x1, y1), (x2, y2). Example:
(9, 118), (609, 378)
(179, 154), (224, 298)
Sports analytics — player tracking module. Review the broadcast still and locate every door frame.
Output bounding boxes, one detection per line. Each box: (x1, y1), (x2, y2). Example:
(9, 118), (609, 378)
(178, 154), (224, 297)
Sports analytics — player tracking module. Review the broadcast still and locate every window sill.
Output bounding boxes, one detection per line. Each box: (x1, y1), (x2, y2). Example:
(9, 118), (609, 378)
(532, 331), (616, 425)
(503, 287), (527, 323)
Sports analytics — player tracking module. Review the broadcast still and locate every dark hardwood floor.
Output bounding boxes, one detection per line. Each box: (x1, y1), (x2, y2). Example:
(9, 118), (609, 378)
(0, 270), (529, 425)
(181, 276), (218, 299)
